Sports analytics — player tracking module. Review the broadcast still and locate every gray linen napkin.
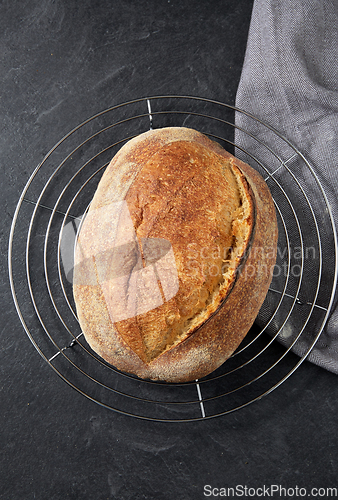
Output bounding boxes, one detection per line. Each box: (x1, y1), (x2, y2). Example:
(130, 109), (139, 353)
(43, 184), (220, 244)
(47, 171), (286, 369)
(235, 0), (338, 373)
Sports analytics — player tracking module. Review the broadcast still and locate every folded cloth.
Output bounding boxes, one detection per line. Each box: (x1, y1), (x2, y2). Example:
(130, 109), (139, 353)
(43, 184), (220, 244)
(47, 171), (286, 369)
(235, 0), (338, 373)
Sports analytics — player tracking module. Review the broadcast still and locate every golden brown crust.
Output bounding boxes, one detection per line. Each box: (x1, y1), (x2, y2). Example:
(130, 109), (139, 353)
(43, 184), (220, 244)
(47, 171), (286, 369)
(73, 127), (278, 382)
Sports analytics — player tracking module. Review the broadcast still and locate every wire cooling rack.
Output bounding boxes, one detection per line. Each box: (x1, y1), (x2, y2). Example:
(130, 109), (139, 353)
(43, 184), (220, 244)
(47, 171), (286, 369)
(8, 96), (338, 422)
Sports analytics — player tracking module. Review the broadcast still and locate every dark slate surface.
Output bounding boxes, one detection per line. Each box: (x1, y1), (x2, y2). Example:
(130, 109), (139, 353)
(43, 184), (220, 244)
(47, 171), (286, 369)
(1, 1), (338, 499)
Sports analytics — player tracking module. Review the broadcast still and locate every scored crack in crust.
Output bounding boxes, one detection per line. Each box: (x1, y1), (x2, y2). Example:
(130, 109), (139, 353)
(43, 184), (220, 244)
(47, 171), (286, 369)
(114, 140), (254, 363)
(73, 127), (278, 382)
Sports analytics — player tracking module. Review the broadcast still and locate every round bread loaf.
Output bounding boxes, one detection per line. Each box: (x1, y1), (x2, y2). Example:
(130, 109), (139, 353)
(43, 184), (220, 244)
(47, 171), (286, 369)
(73, 127), (278, 382)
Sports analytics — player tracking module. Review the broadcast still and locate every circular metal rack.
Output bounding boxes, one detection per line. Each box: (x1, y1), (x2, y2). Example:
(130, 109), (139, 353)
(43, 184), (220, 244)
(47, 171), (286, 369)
(8, 96), (338, 422)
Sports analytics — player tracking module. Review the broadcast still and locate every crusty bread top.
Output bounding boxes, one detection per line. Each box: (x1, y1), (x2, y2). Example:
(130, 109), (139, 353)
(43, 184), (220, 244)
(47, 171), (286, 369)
(74, 127), (254, 365)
